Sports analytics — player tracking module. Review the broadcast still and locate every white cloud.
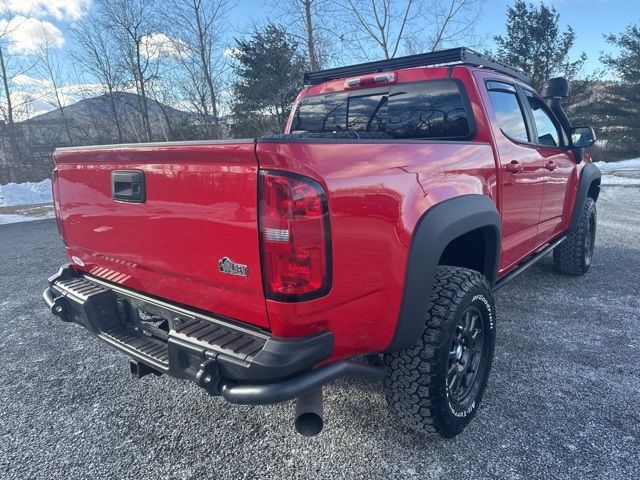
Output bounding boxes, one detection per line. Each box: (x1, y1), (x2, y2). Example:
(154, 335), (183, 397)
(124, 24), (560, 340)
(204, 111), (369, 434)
(6, 74), (105, 119)
(0, 16), (64, 54)
(13, 74), (50, 88)
(141, 33), (186, 60)
(14, 73), (103, 98)
(224, 48), (240, 58)
(0, 0), (91, 21)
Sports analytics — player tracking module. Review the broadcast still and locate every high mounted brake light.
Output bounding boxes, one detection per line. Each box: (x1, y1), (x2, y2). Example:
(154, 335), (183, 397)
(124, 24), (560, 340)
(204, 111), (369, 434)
(344, 72), (396, 89)
(259, 170), (331, 301)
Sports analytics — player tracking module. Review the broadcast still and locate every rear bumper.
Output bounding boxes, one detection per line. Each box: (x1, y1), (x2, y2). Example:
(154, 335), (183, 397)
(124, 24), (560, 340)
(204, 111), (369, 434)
(43, 265), (383, 404)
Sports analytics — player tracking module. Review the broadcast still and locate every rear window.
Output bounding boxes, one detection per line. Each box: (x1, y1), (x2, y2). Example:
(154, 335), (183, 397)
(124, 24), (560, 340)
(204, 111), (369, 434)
(291, 80), (473, 140)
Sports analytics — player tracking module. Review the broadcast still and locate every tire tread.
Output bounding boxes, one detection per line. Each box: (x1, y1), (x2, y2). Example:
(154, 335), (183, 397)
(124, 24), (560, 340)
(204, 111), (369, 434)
(383, 266), (494, 438)
(553, 197), (596, 275)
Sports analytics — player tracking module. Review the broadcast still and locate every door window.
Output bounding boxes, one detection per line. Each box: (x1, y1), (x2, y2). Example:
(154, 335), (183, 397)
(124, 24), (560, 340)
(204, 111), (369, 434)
(524, 91), (561, 147)
(486, 82), (529, 142)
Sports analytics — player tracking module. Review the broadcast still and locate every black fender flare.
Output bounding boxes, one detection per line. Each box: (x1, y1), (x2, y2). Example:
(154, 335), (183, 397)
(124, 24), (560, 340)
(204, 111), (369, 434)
(567, 163), (601, 235)
(385, 194), (502, 352)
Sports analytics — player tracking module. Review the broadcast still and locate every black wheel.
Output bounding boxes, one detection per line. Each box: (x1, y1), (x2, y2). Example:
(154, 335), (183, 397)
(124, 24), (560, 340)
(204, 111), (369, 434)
(383, 266), (496, 438)
(553, 197), (597, 276)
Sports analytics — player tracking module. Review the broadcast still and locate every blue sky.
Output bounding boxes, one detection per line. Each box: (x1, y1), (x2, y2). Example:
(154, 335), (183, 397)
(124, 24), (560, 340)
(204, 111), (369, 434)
(1, 0), (637, 116)
(473, 0), (636, 73)
(227, 0), (636, 75)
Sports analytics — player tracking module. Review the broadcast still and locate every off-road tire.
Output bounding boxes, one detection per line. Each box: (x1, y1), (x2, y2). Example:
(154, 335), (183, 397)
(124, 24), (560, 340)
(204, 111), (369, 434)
(383, 266), (496, 438)
(553, 197), (596, 276)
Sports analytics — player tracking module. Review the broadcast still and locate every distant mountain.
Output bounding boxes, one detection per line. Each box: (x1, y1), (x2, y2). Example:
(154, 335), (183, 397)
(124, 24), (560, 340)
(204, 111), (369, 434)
(1, 92), (229, 183)
(19, 92), (197, 149)
(24, 91), (193, 125)
(1, 92), (203, 183)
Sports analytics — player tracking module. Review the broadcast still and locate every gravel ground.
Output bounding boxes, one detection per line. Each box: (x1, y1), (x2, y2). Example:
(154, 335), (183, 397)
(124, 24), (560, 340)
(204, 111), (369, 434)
(1, 185), (639, 480)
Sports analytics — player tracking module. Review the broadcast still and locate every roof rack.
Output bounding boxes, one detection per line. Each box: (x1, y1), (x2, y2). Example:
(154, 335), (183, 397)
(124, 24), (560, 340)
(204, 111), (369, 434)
(303, 47), (532, 86)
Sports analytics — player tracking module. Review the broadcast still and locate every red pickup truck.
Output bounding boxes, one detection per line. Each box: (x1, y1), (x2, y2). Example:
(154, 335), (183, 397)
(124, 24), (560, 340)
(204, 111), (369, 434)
(43, 48), (600, 438)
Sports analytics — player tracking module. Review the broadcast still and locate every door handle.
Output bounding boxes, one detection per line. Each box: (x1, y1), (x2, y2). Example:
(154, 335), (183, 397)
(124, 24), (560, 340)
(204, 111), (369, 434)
(112, 170), (145, 203)
(545, 161), (557, 171)
(505, 160), (523, 174)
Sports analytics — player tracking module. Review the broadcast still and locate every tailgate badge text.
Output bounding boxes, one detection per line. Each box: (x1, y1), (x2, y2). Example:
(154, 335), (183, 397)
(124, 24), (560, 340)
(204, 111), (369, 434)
(218, 257), (248, 277)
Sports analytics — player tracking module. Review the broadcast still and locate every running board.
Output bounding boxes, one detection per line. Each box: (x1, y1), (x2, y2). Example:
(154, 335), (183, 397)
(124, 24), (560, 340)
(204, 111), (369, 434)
(494, 236), (566, 291)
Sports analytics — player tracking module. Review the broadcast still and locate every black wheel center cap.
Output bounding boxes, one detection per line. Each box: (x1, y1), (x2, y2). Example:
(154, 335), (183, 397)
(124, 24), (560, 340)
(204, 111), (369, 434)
(455, 344), (463, 360)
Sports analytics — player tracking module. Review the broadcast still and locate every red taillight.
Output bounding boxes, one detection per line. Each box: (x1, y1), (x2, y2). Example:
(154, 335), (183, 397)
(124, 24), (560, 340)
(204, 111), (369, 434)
(259, 171), (331, 301)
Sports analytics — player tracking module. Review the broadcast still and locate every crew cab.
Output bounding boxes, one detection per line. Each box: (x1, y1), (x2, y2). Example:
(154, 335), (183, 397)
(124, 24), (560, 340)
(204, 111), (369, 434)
(43, 48), (600, 437)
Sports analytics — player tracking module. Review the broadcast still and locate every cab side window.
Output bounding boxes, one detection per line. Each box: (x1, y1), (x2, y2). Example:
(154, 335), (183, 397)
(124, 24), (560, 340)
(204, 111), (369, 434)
(486, 81), (529, 142)
(524, 91), (561, 147)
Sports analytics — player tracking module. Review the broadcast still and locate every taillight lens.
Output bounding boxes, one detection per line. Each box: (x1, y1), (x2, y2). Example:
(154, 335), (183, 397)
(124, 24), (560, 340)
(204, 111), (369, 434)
(259, 170), (331, 301)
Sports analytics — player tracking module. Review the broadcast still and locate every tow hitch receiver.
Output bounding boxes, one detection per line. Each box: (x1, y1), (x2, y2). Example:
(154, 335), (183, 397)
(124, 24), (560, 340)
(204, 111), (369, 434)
(130, 360), (161, 379)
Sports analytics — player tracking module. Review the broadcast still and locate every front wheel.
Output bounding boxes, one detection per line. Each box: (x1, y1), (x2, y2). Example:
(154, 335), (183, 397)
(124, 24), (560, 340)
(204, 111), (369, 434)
(553, 197), (597, 276)
(383, 266), (496, 438)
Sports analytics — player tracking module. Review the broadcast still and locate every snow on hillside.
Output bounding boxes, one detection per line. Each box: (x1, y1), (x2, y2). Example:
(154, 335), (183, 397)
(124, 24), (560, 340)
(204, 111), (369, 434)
(0, 179), (52, 207)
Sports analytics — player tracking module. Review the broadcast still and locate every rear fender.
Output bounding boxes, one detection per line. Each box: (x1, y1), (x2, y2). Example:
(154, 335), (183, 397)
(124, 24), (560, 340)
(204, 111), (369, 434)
(385, 194), (501, 352)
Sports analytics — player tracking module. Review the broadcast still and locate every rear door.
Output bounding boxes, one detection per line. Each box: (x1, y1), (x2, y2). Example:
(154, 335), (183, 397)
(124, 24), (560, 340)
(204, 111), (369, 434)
(521, 90), (576, 244)
(53, 141), (270, 329)
(483, 79), (545, 270)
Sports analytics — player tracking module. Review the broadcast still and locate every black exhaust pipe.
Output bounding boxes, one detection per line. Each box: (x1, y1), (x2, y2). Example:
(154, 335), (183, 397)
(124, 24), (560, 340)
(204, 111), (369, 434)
(294, 388), (324, 437)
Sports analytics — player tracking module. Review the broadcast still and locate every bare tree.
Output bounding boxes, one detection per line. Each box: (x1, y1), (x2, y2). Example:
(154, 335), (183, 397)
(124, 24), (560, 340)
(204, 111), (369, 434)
(343, 0), (417, 59)
(411, 0), (485, 53)
(165, 0), (232, 138)
(146, 78), (176, 141)
(33, 25), (74, 145)
(300, 0), (319, 69)
(341, 0), (485, 60)
(71, 17), (127, 143)
(0, 8), (34, 160)
(95, 0), (160, 142)
(0, 40), (20, 157)
(271, 0), (334, 70)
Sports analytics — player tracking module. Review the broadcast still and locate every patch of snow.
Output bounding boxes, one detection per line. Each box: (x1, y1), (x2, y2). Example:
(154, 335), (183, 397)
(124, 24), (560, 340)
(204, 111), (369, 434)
(601, 175), (640, 186)
(594, 158), (640, 171)
(594, 158), (640, 187)
(0, 211), (54, 225)
(0, 179), (52, 207)
(601, 177), (640, 187)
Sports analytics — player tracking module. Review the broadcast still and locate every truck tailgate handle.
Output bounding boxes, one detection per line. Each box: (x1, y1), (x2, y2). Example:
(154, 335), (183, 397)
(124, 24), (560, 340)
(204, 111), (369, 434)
(112, 170), (145, 203)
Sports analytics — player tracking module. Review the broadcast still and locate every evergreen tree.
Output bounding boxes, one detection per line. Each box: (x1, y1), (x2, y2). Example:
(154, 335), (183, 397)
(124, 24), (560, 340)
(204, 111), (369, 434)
(592, 22), (640, 157)
(567, 19), (640, 161)
(601, 22), (640, 84)
(493, 1), (586, 90)
(230, 24), (306, 137)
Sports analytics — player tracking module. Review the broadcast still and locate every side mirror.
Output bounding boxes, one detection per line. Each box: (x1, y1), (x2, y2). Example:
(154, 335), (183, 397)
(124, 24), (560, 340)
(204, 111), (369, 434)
(571, 127), (596, 148)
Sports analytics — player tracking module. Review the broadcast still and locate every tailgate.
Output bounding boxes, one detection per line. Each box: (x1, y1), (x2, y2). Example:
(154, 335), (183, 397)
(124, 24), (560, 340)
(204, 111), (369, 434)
(52, 141), (269, 329)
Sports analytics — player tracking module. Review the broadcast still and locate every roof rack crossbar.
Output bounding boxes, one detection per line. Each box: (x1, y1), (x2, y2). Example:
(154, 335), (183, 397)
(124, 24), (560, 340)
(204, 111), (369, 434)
(303, 47), (532, 86)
